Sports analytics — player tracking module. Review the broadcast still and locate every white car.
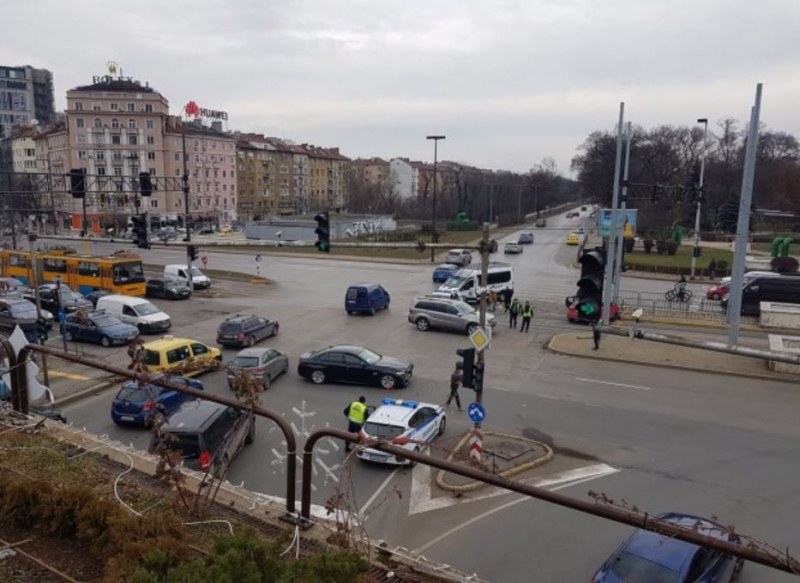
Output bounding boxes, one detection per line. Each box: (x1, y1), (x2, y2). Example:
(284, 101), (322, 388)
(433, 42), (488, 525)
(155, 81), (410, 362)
(356, 399), (446, 465)
(445, 249), (473, 266)
(504, 241), (523, 254)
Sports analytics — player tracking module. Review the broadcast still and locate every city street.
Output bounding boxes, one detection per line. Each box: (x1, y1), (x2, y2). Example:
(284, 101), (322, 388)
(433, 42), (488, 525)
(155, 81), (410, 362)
(47, 210), (799, 582)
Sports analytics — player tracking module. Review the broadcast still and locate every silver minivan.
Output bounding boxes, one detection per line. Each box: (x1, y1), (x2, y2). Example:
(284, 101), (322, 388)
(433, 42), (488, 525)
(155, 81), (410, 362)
(408, 296), (496, 334)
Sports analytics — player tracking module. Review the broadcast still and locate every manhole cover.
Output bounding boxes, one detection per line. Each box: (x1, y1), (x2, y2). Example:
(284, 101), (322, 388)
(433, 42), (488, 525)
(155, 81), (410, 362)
(485, 440), (533, 461)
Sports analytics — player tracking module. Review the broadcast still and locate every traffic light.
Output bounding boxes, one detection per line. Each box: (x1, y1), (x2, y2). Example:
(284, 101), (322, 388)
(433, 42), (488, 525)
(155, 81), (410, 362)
(456, 347), (476, 388)
(693, 246), (702, 258)
(131, 215), (149, 250)
(138, 172), (153, 197)
(314, 211), (331, 252)
(473, 361), (485, 393)
(188, 245), (199, 261)
(576, 247), (606, 322)
(69, 169), (86, 198)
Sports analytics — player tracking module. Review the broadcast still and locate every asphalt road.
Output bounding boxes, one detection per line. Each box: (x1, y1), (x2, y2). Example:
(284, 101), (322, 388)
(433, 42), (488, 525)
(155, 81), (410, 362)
(53, 208), (798, 582)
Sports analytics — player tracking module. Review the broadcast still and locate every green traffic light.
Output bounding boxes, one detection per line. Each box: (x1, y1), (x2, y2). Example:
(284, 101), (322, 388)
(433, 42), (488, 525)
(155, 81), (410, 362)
(578, 302), (598, 315)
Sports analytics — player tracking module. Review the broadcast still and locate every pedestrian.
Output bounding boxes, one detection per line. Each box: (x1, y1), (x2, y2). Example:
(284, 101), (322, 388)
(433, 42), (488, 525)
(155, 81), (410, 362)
(708, 258), (717, 280)
(488, 290), (498, 313)
(447, 363), (463, 411)
(343, 396), (368, 452)
(502, 290), (512, 313)
(592, 322), (601, 350)
(509, 298), (520, 329)
(520, 300), (534, 333)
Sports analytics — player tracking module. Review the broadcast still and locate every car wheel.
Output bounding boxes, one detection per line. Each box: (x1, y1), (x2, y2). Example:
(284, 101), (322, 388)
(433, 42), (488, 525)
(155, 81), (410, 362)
(466, 323), (479, 335)
(438, 416), (447, 436)
(416, 318), (430, 332)
(408, 446), (421, 467)
(347, 310), (354, 315)
(311, 370), (326, 384)
(65, 330), (75, 342)
(711, 293), (720, 301)
(370, 308), (376, 316)
(100, 335), (111, 347)
(272, 324), (279, 337)
(247, 335), (256, 347)
(380, 374), (396, 390)
(245, 420), (256, 444)
(137, 324), (145, 334)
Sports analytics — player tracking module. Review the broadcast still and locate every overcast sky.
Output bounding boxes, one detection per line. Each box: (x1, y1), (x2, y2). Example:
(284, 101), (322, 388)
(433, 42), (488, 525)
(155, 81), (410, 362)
(6, 0), (800, 175)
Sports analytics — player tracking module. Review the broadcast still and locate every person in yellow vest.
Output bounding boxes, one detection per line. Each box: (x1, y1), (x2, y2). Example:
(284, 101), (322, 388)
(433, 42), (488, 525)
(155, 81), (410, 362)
(343, 396), (368, 452)
(520, 300), (534, 333)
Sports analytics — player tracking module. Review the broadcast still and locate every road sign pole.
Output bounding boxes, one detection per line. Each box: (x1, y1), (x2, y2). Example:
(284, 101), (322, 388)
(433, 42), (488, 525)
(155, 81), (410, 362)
(470, 222), (491, 464)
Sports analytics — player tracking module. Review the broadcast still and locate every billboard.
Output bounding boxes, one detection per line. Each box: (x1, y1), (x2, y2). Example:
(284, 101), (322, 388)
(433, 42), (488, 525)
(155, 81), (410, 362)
(598, 209), (637, 238)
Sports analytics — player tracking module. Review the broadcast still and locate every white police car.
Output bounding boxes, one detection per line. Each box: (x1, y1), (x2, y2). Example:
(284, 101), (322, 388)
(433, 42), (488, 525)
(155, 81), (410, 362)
(356, 399), (446, 465)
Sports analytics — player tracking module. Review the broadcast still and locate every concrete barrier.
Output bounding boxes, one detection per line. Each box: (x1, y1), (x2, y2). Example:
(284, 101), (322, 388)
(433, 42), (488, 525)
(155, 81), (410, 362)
(767, 334), (800, 374)
(760, 302), (800, 329)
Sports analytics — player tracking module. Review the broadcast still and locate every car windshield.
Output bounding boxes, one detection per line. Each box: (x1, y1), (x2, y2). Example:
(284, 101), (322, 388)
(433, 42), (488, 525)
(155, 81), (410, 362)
(443, 275), (466, 288)
(454, 301), (475, 314)
(9, 303), (37, 318)
(355, 347), (381, 364)
(190, 267), (203, 277)
(362, 421), (405, 439)
(220, 322), (242, 334)
(165, 433), (200, 458)
(59, 290), (84, 303)
(164, 279), (185, 288)
(610, 551), (680, 583)
(233, 356), (260, 368)
(135, 302), (160, 316)
(91, 315), (120, 328)
(115, 386), (155, 402)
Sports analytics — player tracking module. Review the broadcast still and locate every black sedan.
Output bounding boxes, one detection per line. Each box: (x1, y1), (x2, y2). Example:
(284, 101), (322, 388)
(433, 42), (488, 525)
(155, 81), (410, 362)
(297, 345), (413, 389)
(146, 278), (192, 300)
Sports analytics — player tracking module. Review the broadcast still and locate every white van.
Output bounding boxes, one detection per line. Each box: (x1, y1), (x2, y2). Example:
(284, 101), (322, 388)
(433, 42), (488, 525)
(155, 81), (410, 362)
(96, 295), (171, 334)
(164, 265), (211, 289)
(436, 262), (514, 303)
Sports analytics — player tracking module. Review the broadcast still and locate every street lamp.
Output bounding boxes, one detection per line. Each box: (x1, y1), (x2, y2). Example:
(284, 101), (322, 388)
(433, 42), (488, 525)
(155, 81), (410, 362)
(426, 135), (445, 263)
(690, 118), (708, 279)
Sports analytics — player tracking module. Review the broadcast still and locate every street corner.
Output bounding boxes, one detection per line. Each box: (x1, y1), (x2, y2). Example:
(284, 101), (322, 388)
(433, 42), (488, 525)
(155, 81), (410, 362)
(434, 430), (554, 494)
(547, 331), (596, 356)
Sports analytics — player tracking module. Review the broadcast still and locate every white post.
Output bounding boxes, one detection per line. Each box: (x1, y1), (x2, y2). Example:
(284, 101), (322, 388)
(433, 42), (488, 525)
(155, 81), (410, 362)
(601, 103), (625, 325)
(690, 119), (709, 279)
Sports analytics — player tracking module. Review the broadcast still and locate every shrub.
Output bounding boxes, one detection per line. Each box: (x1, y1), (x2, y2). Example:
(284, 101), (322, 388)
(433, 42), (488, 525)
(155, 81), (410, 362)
(623, 237), (635, 253)
(771, 256), (800, 273)
(643, 239), (654, 254)
(655, 240), (668, 255)
(665, 241), (679, 255)
(716, 260), (729, 270)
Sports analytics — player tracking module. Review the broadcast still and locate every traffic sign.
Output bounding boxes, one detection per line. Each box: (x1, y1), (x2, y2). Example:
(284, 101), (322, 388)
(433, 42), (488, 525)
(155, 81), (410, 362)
(467, 402), (486, 423)
(469, 327), (490, 352)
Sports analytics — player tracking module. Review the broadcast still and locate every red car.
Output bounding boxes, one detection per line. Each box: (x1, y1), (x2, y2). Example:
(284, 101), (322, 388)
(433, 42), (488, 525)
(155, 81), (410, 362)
(706, 282), (729, 300)
(565, 296), (621, 323)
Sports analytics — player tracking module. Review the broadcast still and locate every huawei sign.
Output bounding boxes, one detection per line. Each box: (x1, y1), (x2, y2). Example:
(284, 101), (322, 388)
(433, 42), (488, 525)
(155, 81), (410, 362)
(183, 100), (228, 121)
(184, 101), (201, 117)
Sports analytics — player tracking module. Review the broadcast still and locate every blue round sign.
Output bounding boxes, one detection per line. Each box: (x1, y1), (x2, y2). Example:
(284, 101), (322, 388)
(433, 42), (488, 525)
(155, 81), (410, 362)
(467, 402), (486, 423)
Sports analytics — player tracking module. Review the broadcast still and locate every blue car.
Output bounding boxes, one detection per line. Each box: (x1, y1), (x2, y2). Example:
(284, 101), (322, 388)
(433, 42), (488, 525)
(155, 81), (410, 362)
(432, 263), (459, 283)
(111, 375), (204, 426)
(592, 512), (744, 583)
(62, 310), (139, 347)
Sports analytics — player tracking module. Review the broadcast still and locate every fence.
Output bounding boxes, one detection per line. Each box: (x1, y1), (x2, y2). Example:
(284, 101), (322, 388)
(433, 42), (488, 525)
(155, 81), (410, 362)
(617, 289), (757, 325)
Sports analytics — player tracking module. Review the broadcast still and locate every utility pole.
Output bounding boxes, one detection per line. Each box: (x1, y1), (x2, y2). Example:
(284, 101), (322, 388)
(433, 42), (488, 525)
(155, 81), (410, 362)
(601, 102), (625, 325)
(690, 118), (708, 279)
(426, 135), (445, 263)
(468, 221), (491, 465)
(182, 128), (194, 292)
(28, 234), (49, 386)
(612, 122), (632, 305)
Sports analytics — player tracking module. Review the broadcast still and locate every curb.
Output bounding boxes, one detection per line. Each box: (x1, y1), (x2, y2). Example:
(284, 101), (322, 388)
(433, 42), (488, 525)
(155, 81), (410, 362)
(53, 376), (121, 407)
(546, 334), (800, 385)
(435, 431), (554, 493)
(142, 263), (271, 285)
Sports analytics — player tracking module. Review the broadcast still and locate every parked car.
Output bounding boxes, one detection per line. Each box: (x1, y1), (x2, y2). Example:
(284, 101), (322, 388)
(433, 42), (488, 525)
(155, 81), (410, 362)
(26, 284), (93, 314)
(297, 345), (413, 389)
(96, 295), (171, 334)
(721, 274), (800, 316)
(0, 297), (40, 341)
(216, 314), (279, 347)
(344, 284), (390, 315)
(504, 241), (523, 254)
(592, 512), (743, 583)
(408, 296), (496, 334)
(432, 263), (459, 284)
(565, 295), (621, 323)
(535, 218), (547, 228)
(0, 277), (30, 294)
(84, 288), (114, 307)
(148, 400), (255, 477)
(111, 375), (203, 426)
(226, 347), (289, 390)
(517, 232), (535, 244)
(138, 336), (222, 376)
(163, 265), (211, 289)
(444, 249), (473, 267)
(62, 310), (140, 347)
(146, 278), (192, 300)
(357, 398), (446, 465)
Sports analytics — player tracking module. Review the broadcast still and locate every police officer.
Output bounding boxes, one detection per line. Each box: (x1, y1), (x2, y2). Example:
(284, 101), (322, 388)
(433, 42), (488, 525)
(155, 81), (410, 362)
(343, 396), (368, 452)
(520, 300), (534, 333)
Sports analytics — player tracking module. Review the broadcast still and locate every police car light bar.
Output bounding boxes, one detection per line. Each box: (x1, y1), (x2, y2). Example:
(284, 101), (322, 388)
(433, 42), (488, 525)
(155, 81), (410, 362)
(382, 398), (418, 408)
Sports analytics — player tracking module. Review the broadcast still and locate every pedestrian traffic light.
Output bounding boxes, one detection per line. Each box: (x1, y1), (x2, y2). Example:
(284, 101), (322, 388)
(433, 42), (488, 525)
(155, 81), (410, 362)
(131, 215), (149, 250)
(576, 247), (605, 322)
(314, 211), (331, 253)
(138, 172), (153, 197)
(69, 168), (86, 198)
(188, 245), (199, 262)
(456, 347), (476, 388)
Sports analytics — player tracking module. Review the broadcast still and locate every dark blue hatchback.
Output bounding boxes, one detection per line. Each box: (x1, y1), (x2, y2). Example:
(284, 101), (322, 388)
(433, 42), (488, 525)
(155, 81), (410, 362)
(432, 263), (459, 283)
(111, 375), (204, 426)
(592, 512), (744, 583)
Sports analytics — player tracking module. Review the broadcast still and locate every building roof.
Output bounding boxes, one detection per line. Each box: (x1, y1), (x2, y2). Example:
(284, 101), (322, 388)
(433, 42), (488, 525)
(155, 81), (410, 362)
(165, 117), (234, 140)
(70, 78), (157, 94)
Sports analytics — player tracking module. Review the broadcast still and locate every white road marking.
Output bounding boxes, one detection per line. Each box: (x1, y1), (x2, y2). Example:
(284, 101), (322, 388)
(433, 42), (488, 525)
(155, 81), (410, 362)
(409, 462), (618, 515)
(575, 377), (652, 391)
(359, 468), (400, 521)
(413, 466), (619, 554)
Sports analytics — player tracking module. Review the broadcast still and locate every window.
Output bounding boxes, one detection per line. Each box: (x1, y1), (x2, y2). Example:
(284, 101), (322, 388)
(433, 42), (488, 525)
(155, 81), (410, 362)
(77, 261), (101, 277)
(145, 119), (154, 129)
(78, 151), (87, 160)
(114, 167), (122, 177)
(128, 135), (138, 145)
(76, 118), (84, 128)
(43, 258), (67, 273)
(147, 152), (156, 160)
(95, 151), (105, 161)
(111, 135), (121, 145)
(97, 167), (106, 176)
(111, 118), (119, 129)
(191, 343), (209, 356)
(77, 134), (86, 144)
(144, 104), (153, 113)
(92, 103), (101, 111)
(174, 153), (180, 161)
(149, 199), (158, 208)
(112, 151), (122, 161)
(127, 103), (135, 112)
(110, 103), (118, 111)
(128, 119), (136, 129)
(74, 102), (83, 111)
(487, 271), (511, 285)
(93, 118), (102, 128)
(167, 347), (190, 364)
(8, 254), (28, 267)
(146, 136), (154, 145)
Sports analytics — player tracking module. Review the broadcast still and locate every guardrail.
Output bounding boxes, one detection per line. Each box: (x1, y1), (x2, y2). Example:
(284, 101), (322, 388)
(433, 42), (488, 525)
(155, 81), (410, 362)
(617, 290), (758, 324)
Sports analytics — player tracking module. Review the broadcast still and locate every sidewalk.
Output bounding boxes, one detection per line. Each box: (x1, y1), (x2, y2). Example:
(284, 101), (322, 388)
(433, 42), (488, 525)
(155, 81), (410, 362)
(548, 330), (799, 383)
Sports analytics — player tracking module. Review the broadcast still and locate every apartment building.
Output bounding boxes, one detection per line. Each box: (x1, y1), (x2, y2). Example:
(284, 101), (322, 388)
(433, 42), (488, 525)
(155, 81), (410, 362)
(305, 145), (349, 211)
(0, 65), (55, 138)
(350, 157), (391, 188)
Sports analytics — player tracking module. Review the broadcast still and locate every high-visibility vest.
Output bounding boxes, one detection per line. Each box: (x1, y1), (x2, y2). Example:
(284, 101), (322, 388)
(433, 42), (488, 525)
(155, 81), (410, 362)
(348, 401), (367, 424)
(522, 305), (534, 318)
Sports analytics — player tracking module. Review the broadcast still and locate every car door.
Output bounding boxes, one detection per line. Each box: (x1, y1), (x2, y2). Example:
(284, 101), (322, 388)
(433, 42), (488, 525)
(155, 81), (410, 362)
(321, 351), (347, 382)
(190, 342), (212, 367)
(441, 304), (463, 331)
(150, 281), (164, 299)
(120, 304), (138, 325)
(263, 349), (281, 380)
(414, 407), (439, 442)
(342, 352), (372, 384)
(158, 378), (186, 414)
(254, 317), (268, 341)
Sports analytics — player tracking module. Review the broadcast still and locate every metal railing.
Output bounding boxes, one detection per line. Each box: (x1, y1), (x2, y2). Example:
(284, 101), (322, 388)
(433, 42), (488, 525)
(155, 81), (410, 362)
(617, 289), (758, 324)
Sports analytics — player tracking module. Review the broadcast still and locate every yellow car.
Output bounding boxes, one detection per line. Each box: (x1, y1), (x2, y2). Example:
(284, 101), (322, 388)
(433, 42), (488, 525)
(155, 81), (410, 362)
(220, 226), (233, 236)
(138, 337), (222, 377)
(566, 233), (581, 246)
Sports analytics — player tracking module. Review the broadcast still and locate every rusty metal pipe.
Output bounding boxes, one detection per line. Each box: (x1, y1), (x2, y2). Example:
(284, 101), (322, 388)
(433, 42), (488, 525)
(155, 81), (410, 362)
(12, 344), (298, 517)
(301, 428), (800, 576)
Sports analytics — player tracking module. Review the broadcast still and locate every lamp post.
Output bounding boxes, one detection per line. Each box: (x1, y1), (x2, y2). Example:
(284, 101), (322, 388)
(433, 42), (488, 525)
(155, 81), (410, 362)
(690, 118), (708, 279)
(426, 135), (445, 263)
